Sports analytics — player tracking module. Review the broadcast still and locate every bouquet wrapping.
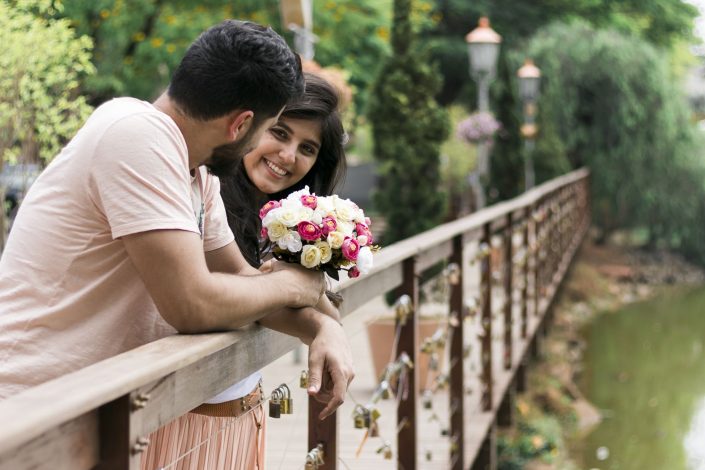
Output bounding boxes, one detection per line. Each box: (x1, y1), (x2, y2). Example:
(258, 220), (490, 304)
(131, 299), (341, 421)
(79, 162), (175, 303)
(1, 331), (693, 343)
(259, 186), (377, 280)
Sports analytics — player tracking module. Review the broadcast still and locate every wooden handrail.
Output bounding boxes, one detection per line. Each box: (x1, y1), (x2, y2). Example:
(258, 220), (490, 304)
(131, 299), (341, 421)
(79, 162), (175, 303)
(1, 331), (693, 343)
(0, 168), (590, 469)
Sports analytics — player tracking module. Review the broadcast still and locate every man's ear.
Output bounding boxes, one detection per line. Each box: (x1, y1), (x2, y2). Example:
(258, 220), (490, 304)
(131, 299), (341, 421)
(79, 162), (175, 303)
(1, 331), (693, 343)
(228, 110), (254, 141)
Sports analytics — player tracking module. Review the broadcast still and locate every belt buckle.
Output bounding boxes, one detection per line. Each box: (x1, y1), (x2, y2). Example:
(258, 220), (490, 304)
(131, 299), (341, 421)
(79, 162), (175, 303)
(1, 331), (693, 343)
(240, 382), (264, 413)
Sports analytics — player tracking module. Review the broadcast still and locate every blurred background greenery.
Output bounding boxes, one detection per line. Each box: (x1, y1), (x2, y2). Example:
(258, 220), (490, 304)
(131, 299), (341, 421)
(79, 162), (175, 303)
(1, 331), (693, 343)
(1, 0), (705, 263)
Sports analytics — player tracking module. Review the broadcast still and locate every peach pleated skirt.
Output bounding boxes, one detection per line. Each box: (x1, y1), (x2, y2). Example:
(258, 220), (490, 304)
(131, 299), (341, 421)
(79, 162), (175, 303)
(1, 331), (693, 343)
(140, 403), (266, 470)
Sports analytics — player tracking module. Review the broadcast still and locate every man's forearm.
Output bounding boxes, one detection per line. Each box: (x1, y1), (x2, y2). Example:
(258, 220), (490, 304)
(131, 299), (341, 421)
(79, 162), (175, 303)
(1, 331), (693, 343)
(257, 306), (326, 345)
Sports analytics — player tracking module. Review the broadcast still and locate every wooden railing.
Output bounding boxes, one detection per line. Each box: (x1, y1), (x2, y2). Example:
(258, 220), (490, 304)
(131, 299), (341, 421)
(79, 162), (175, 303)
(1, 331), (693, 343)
(0, 168), (589, 470)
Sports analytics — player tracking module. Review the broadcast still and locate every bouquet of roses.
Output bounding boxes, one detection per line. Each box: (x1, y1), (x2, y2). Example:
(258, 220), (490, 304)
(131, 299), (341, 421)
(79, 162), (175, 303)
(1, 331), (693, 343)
(259, 186), (377, 280)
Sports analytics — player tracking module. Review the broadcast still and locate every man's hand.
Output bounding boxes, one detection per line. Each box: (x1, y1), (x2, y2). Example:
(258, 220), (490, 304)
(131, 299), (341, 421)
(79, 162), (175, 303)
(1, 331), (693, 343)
(306, 315), (355, 420)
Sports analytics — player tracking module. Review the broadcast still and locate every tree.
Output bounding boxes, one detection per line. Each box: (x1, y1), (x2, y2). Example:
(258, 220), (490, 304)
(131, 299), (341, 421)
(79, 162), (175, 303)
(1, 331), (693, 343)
(0, 0), (94, 247)
(0, 0), (94, 164)
(525, 21), (705, 263)
(369, 0), (449, 244)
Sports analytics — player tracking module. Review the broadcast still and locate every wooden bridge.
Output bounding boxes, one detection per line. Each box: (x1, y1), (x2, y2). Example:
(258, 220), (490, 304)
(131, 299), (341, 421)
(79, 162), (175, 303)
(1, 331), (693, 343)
(0, 168), (590, 470)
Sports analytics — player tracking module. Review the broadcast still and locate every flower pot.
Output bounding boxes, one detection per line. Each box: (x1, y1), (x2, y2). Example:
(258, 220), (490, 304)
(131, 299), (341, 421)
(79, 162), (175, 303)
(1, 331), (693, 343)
(365, 317), (445, 391)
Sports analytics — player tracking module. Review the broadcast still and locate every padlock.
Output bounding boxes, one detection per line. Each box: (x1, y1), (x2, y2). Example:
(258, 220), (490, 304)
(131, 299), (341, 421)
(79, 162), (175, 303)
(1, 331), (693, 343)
(269, 390), (281, 418)
(425, 450), (433, 461)
(441, 428), (449, 436)
(300, 370), (309, 389)
(383, 446), (393, 460)
(379, 380), (391, 399)
(429, 354), (439, 371)
(353, 405), (366, 429)
(369, 406), (381, 422)
(422, 389), (433, 409)
(279, 384), (293, 414)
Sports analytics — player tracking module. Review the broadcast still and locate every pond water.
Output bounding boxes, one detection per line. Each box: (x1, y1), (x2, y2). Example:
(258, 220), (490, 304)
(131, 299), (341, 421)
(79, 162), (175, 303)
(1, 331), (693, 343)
(576, 288), (705, 470)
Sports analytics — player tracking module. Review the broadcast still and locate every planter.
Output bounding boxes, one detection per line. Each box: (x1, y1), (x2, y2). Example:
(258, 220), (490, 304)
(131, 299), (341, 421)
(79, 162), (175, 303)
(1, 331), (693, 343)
(365, 317), (445, 391)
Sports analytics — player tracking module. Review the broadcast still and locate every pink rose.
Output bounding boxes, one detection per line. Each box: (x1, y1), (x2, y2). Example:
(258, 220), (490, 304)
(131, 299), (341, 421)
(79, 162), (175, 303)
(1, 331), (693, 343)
(321, 216), (337, 236)
(365, 217), (372, 226)
(355, 223), (374, 244)
(259, 200), (280, 219)
(348, 266), (360, 278)
(301, 194), (317, 209)
(260, 227), (268, 239)
(297, 221), (322, 241)
(341, 237), (360, 261)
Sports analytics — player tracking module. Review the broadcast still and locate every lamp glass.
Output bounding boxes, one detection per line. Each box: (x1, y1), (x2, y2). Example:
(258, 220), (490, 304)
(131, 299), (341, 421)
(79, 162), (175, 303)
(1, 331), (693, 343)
(467, 42), (500, 77)
(518, 76), (541, 102)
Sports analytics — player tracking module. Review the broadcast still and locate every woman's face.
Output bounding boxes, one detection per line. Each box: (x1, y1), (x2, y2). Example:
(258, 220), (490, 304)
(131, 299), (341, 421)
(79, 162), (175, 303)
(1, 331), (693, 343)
(243, 117), (321, 195)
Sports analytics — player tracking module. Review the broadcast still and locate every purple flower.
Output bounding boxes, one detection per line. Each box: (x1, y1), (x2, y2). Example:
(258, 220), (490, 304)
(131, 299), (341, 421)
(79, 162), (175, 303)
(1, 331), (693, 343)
(456, 112), (502, 144)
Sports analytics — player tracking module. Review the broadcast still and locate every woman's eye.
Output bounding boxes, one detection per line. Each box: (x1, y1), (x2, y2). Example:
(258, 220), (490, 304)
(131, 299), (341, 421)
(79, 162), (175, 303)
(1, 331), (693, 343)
(301, 145), (317, 156)
(271, 128), (287, 139)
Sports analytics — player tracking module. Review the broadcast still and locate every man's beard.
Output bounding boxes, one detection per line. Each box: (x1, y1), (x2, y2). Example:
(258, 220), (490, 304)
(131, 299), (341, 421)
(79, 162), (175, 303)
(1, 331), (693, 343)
(205, 129), (257, 178)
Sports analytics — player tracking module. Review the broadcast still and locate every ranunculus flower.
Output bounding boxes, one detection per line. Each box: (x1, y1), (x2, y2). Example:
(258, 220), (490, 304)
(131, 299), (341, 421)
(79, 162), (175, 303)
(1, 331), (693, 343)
(357, 235), (369, 246)
(365, 217), (372, 226)
(297, 221), (322, 241)
(337, 220), (355, 236)
(301, 194), (317, 209)
(327, 231), (345, 249)
(356, 246), (374, 274)
(341, 237), (360, 261)
(348, 266), (360, 278)
(320, 216), (337, 236)
(355, 223), (374, 244)
(315, 241), (332, 264)
(259, 200), (281, 219)
(265, 221), (288, 241)
(260, 227), (268, 239)
(300, 244), (322, 268)
(333, 197), (355, 222)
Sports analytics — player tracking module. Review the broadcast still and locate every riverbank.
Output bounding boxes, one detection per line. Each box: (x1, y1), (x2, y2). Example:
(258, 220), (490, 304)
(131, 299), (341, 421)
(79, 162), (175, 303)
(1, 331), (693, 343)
(497, 239), (705, 469)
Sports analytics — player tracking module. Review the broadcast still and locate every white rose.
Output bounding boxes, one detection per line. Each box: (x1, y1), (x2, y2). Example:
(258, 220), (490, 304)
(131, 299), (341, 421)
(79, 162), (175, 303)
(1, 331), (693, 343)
(286, 185), (311, 202)
(311, 210), (324, 225)
(333, 197), (355, 222)
(316, 196), (335, 215)
(277, 200), (303, 227)
(353, 208), (366, 224)
(300, 244), (322, 268)
(357, 234), (369, 246)
(315, 241), (333, 264)
(277, 231), (302, 252)
(356, 246), (374, 274)
(327, 231), (345, 249)
(297, 206), (314, 223)
(262, 207), (280, 227)
(265, 220), (288, 241)
(337, 220), (355, 236)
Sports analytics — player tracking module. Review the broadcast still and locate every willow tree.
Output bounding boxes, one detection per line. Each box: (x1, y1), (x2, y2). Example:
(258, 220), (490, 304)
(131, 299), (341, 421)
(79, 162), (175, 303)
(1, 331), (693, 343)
(369, 0), (449, 244)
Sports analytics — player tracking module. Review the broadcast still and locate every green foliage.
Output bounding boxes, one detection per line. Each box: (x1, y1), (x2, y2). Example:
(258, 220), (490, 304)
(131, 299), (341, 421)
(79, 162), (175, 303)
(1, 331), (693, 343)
(525, 21), (705, 262)
(498, 416), (564, 469)
(369, 0), (449, 244)
(0, 0), (94, 164)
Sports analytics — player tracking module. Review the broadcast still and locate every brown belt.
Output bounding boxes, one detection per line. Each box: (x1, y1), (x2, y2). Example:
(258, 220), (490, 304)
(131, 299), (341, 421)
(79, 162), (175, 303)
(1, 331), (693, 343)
(190, 381), (264, 418)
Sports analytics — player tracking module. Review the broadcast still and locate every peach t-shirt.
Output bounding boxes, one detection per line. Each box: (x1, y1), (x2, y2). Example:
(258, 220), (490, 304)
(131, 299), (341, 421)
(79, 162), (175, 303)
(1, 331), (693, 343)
(0, 98), (234, 399)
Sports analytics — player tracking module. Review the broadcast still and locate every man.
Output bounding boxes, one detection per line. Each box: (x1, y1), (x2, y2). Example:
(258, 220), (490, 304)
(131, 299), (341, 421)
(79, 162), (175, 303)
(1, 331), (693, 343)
(0, 20), (353, 423)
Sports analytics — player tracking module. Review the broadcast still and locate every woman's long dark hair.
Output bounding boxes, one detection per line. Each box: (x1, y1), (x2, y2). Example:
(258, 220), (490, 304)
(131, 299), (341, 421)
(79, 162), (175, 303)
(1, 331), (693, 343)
(220, 73), (347, 269)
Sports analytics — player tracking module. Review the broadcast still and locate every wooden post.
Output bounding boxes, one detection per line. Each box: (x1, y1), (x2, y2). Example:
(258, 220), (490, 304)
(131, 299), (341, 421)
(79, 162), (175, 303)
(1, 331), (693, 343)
(497, 382), (515, 427)
(309, 402), (337, 469)
(449, 236), (465, 470)
(96, 395), (131, 470)
(397, 257), (418, 470)
(471, 423), (496, 470)
(533, 202), (542, 319)
(480, 223), (493, 412)
(502, 214), (513, 370)
(521, 207), (530, 339)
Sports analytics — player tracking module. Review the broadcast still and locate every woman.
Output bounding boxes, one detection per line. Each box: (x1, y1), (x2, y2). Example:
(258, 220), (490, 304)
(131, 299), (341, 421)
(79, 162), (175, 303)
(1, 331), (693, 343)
(141, 73), (347, 470)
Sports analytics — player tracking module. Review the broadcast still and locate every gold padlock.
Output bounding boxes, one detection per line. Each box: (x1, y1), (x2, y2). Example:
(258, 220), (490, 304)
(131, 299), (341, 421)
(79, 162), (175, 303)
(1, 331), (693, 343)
(353, 405), (366, 429)
(422, 390), (433, 409)
(269, 389), (281, 418)
(383, 446), (393, 460)
(379, 380), (391, 399)
(369, 406), (381, 421)
(279, 384), (293, 414)
(300, 370), (309, 389)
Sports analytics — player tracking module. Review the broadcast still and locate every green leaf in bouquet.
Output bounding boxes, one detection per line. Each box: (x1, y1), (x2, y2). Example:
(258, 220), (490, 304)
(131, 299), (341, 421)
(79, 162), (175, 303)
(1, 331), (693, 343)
(322, 264), (340, 281)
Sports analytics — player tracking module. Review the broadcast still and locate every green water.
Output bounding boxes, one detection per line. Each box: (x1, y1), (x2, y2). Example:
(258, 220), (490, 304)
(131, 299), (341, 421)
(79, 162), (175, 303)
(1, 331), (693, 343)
(577, 288), (705, 470)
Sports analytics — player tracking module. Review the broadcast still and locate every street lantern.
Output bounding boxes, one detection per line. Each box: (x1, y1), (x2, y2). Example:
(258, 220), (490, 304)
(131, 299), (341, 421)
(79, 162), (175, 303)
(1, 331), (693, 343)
(516, 58), (542, 190)
(517, 58), (541, 103)
(465, 17), (502, 85)
(464, 17), (502, 210)
(280, 0), (316, 60)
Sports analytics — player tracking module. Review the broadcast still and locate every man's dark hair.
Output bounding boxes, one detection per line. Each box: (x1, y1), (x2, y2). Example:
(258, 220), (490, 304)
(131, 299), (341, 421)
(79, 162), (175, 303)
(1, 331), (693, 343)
(169, 20), (304, 122)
